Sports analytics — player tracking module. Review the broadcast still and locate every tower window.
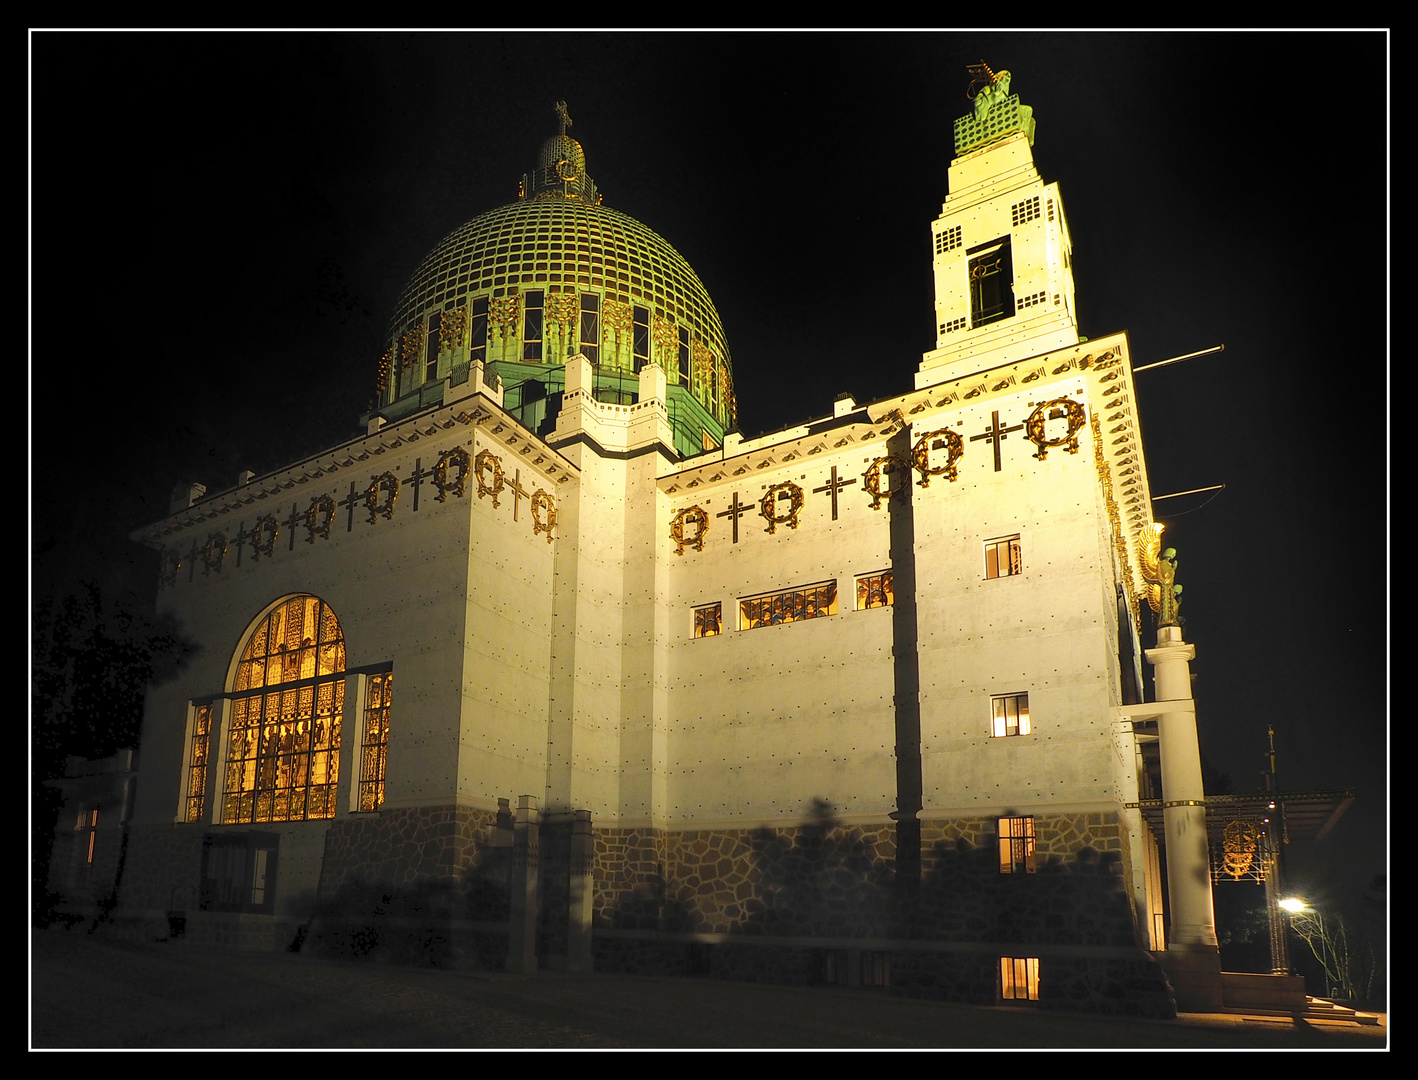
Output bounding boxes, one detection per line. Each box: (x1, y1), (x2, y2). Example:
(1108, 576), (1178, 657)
(1000, 956), (1040, 1001)
(968, 238), (1014, 328)
(991, 692), (1030, 738)
(935, 225), (962, 255)
(985, 536), (1022, 579)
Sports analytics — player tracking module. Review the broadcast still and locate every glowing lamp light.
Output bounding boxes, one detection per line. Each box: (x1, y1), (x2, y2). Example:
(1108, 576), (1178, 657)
(1278, 897), (1310, 913)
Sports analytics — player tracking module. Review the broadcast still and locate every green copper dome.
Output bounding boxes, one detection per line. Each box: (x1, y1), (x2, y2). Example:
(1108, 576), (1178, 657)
(376, 103), (736, 456)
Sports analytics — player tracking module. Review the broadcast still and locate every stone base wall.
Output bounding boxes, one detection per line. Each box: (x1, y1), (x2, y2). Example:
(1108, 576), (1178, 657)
(590, 810), (1172, 1016)
(306, 804), (511, 967)
(596, 811), (1135, 944)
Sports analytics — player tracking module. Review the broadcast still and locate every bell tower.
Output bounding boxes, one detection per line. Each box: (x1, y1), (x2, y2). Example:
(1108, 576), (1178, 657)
(917, 64), (1080, 389)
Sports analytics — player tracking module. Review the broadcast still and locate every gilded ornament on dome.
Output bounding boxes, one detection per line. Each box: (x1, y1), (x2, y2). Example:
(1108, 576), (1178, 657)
(1025, 397), (1087, 460)
(474, 449), (505, 507)
(862, 456), (909, 510)
(531, 489), (556, 543)
(365, 472), (400, 523)
(490, 296), (521, 337)
(603, 297), (633, 333)
(669, 505), (709, 555)
(652, 314), (678, 366)
(440, 306), (468, 350)
(911, 427), (964, 487)
(400, 324), (425, 369)
(200, 533), (228, 576)
(375, 346), (394, 397)
(759, 481), (804, 534)
(304, 494), (336, 542)
(433, 446), (471, 502)
(250, 515), (279, 560)
(545, 290), (579, 325)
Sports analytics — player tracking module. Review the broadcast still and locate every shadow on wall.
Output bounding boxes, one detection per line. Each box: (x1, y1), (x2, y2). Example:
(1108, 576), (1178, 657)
(600, 797), (1137, 946)
(305, 842), (512, 969)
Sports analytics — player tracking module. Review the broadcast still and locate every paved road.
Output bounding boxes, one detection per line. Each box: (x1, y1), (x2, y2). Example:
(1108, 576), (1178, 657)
(30, 929), (1387, 1050)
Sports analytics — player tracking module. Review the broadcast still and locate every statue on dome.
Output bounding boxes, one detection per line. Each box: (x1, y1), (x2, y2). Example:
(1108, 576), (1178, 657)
(555, 100), (573, 136)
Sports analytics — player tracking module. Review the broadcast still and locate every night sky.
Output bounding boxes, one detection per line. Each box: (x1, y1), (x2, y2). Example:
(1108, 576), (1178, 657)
(31, 32), (1387, 909)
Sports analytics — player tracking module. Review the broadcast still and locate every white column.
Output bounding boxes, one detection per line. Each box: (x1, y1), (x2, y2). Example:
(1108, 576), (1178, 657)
(1146, 625), (1222, 1011)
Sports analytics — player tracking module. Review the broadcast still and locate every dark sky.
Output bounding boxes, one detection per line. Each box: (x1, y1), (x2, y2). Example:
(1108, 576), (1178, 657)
(31, 32), (1388, 903)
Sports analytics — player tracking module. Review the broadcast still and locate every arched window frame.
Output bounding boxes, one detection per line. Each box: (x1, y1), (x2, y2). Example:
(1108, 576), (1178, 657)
(216, 595), (348, 825)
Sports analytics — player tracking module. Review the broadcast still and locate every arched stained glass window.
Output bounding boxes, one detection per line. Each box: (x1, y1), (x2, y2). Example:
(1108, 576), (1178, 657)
(222, 596), (346, 824)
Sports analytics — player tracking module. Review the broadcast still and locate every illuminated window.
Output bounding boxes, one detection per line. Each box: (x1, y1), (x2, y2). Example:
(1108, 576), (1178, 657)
(221, 596), (346, 824)
(998, 817), (1037, 875)
(359, 672), (392, 812)
(856, 570), (894, 610)
(991, 692), (1031, 738)
(1000, 956), (1040, 1002)
(185, 703), (213, 822)
(985, 535), (1021, 579)
(739, 581), (838, 630)
(693, 603), (722, 638)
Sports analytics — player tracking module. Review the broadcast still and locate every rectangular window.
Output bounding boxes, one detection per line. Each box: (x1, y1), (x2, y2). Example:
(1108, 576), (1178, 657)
(200, 832), (279, 914)
(739, 580), (838, 630)
(1000, 956), (1040, 1001)
(185, 703), (213, 823)
(359, 672), (393, 812)
(855, 570), (894, 610)
(968, 237), (1014, 328)
(693, 603), (722, 638)
(991, 692), (1031, 737)
(578, 293), (600, 364)
(468, 297), (489, 364)
(632, 305), (650, 372)
(985, 535), (1022, 579)
(424, 313), (442, 384)
(522, 290), (544, 362)
(998, 817), (1037, 875)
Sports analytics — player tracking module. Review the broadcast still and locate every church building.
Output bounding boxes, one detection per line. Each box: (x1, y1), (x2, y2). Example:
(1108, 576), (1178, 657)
(106, 72), (1221, 1016)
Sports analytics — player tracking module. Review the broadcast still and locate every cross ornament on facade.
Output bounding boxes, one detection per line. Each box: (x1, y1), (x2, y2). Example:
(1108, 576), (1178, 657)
(407, 457), (432, 512)
(282, 503), (302, 551)
(812, 466), (857, 521)
(970, 410), (1024, 472)
(508, 469), (531, 521)
(715, 491), (751, 543)
(339, 482), (361, 533)
(233, 522), (251, 568)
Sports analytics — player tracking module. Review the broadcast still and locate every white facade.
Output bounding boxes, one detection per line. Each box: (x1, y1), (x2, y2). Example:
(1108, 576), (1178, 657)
(118, 88), (1179, 1011)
